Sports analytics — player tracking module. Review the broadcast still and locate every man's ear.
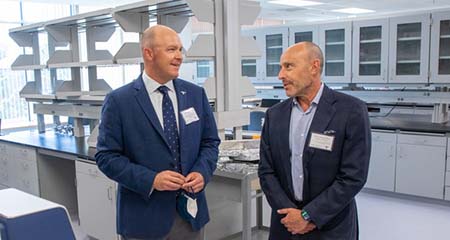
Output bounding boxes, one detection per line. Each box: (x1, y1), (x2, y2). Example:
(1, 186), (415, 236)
(143, 48), (153, 61)
(311, 59), (320, 75)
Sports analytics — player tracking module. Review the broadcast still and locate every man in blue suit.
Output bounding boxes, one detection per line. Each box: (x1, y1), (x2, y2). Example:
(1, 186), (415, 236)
(96, 25), (220, 240)
(258, 42), (371, 239)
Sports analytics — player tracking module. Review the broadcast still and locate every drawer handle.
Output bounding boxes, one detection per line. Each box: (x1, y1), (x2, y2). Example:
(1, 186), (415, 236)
(107, 187), (113, 201)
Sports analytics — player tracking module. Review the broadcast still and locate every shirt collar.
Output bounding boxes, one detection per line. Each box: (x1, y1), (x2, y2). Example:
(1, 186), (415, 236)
(292, 83), (324, 108)
(142, 71), (175, 94)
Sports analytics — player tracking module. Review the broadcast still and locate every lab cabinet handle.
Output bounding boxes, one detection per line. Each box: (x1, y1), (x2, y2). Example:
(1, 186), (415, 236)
(107, 186), (113, 201)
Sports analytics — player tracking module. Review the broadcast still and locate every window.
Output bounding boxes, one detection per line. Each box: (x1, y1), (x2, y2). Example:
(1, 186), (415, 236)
(197, 60), (213, 79)
(0, 1), (72, 129)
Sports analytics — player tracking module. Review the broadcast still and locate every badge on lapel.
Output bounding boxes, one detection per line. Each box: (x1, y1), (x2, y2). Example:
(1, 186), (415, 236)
(309, 130), (335, 151)
(181, 107), (199, 125)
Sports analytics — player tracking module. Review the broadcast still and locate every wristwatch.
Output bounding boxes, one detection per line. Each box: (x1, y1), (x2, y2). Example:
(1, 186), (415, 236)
(301, 210), (311, 222)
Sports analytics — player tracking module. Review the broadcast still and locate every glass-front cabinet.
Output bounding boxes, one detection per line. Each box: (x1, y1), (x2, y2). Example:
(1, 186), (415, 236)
(241, 27), (288, 84)
(288, 25), (319, 46)
(352, 19), (389, 83)
(264, 27), (289, 83)
(319, 22), (352, 83)
(389, 14), (430, 83)
(241, 30), (260, 83)
(430, 11), (450, 83)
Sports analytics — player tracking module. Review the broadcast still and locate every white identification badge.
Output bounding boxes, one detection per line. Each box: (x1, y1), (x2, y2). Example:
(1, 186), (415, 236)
(309, 132), (334, 151)
(181, 107), (199, 125)
(186, 195), (198, 218)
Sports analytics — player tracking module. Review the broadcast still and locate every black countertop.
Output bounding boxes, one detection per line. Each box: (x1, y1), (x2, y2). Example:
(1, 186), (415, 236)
(1, 114), (450, 158)
(0, 130), (94, 160)
(369, 113), (450, 134)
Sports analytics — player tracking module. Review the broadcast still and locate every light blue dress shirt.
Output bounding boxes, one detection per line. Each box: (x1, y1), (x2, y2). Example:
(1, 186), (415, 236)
(289, 83), (324, 201)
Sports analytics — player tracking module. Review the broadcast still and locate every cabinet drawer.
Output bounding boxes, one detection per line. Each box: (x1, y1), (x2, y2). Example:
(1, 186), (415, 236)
(372, 131), (396, 143)
(398, 134), (445, 146)
(76, 161), (107, 179)
(446, 187), (450, 201)
(17, 158), (38, 173)
(17, 178), (39, 196)
(446, 172), (450, 186)
(15, 146), (37, 162)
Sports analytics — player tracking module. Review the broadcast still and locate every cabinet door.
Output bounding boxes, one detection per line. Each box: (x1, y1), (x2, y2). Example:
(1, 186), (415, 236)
(76, 161), (118, 240)
(430, 11), (450, 83)
(365, 132), (396, 191)
(352, 19), (389, 83)
(8, 144), (39, 196)
(396, 134), (446, 199)
(0, 142), (10, 186)
(288, 25), (319, 46)
(241, 29), (262, 83)
(263, 27), (289, 83)
(319, 22), (352, 83)
(389, 14), (430, 83)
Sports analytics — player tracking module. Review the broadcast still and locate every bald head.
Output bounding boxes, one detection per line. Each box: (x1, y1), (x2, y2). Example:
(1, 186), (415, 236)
(140, 24), (183, 84)
(287, 42), (324, 75)
(141, 25), (179, 50)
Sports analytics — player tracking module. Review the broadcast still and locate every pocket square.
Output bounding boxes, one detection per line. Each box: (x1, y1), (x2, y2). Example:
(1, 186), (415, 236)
(323, 129), (336, 135)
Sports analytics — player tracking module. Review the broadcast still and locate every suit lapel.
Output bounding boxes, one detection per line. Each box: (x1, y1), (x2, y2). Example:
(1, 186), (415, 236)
(277, 99), (295, 195)
(304, 85), (336, 165)
(133, 76), (170, 148)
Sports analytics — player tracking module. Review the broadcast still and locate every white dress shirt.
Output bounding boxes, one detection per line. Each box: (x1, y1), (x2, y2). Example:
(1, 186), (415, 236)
(142, 71), (179, 130)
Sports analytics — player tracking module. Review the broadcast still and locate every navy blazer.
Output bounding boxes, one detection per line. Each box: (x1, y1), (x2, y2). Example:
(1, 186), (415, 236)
(259, 85), (371, 240)
(96, 75), (220, 239)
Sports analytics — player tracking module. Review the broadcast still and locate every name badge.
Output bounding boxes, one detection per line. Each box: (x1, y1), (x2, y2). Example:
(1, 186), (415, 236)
(309, 132), (334, 151)
(181, 107), (199, 125)
(186, 195), (198, 218)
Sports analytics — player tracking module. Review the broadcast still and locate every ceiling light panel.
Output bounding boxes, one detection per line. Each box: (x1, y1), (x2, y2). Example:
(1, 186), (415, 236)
(269, 0), (324, 7)
(332, 7), (375, 14)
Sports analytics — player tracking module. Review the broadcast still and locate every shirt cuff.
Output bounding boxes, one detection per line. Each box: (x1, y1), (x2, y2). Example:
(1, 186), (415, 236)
(148, 187), (154, 198)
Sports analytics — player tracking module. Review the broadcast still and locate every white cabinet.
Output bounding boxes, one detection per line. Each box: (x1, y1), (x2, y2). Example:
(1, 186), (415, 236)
(388, 14), (430, 83)
(76, 160), (118, 240)
(0, 142), (11, 187)
(288, 25), (319, 46)
(319, 22), (352, 83)
(395, 134), (446, 199)
(242, 27), (288, 84)
(0, 142), (39, 196)
(366, 131), (396, 191)
(430, 11), (450, 83)
(352, 19), (389, 83)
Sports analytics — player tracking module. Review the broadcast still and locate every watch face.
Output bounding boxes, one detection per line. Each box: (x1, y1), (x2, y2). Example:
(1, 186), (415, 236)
(301, 210), (310, 221)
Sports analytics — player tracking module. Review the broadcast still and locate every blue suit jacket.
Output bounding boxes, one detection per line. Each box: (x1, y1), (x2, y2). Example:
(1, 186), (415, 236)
(95, 75), (220, 239)
(259, 85), (371, 240)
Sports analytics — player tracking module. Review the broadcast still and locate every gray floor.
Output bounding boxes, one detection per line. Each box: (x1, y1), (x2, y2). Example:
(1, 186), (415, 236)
(357, 190), (450, 240)
(72, 191), (450, 240)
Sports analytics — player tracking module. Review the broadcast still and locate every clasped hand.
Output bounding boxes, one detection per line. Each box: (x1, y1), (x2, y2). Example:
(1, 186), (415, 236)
(278, 208), (316, 235)
(153, 171), (204, 193)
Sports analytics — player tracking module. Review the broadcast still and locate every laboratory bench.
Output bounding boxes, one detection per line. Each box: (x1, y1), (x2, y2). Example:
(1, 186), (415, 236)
(0, 130), (265, 240)
(2, 114), (450, 239)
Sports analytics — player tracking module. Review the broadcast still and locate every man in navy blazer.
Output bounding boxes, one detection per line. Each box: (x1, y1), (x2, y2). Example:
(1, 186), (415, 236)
(96, 25), (220, 239)
(258, 42), (371, 239)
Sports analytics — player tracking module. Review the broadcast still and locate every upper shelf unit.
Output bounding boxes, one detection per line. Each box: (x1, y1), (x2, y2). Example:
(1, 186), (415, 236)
(9, 0), (195, 70)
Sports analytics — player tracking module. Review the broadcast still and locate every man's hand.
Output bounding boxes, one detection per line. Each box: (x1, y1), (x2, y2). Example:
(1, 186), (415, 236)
(182, 172), (204, 193)
(278, 208), (316, 235)
(153, 170), (186, 191)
